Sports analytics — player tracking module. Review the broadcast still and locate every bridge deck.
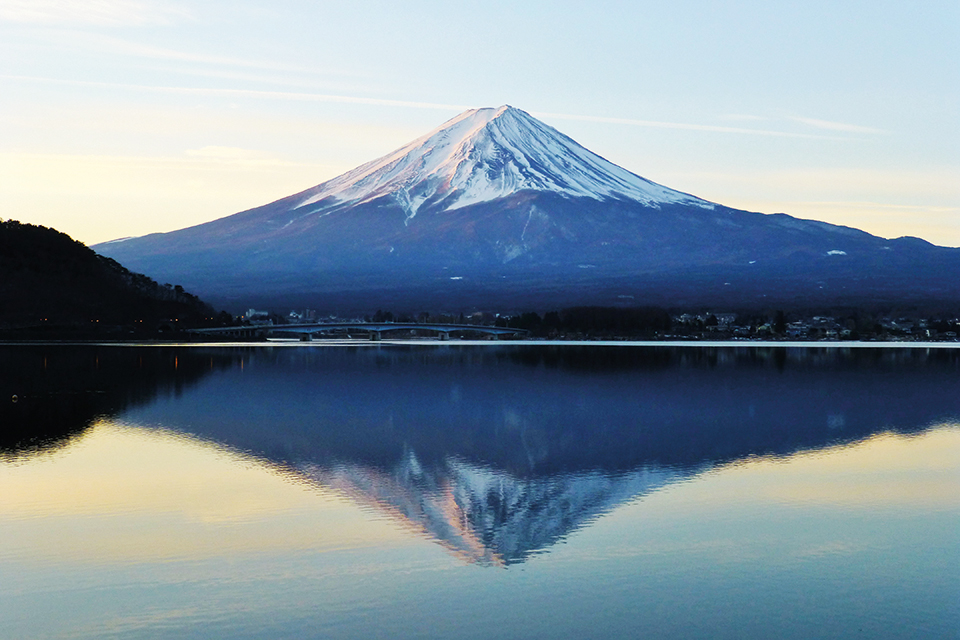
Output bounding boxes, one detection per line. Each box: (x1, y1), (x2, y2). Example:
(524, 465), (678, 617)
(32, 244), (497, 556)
(190, 322), (527, 338)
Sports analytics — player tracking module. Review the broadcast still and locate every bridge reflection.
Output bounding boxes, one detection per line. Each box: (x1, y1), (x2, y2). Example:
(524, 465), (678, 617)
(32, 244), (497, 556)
(191, 322), (529, 341)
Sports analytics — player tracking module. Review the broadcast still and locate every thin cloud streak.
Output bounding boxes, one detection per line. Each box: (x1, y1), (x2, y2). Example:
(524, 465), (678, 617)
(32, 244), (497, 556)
(0, 74), (472, 111)
(784, 200), (957, 212)
(27, 29), (350, 77)
(2, 75), (849, 141)
(138, 65), (366, 92)
(0, 0), (190, 26)
(789, 116), (887, 135)
(533, 111), (849, 141)
(0, 150), (336, 171)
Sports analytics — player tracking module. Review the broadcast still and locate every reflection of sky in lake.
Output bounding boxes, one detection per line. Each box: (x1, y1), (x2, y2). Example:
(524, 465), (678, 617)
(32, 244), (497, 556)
(2, 423), (957, 640)
(1, 344), (958, 639)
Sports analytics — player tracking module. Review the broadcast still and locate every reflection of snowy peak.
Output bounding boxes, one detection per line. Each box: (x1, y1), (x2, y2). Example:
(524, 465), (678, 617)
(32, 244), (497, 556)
(301, 450), (688, 565)
(293, 105), (712, 221)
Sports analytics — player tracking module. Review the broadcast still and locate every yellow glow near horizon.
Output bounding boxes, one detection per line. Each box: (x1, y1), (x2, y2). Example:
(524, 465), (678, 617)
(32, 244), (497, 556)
(655, 167), (960, 247)
(565, 425), (960, 567)
(712, 426), (960, 508)
(2, 419), (957, 569)
(0, 100), (425, 244)
(0, 151), (344, 243)
(0, 422), (414, 565)
(623, 425), (960, 517)
(4, 149), (958, 247)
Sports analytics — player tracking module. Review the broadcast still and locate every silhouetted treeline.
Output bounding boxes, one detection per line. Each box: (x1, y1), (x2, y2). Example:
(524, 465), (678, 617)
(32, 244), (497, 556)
(0, 219), (219, 337)
(496, 306), (672, 337)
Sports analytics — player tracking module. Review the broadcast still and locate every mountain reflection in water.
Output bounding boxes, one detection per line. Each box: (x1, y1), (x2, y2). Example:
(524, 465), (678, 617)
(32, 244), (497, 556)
(4, 344), (959, 565)
(302, 456), (682, 565)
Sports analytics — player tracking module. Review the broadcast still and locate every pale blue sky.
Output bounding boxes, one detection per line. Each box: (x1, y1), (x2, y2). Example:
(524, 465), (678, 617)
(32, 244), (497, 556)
(1, 0), (957, 245)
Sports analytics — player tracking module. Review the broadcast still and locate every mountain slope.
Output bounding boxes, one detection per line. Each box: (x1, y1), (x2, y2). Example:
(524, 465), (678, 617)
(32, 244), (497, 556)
(94, 106), (960, 312)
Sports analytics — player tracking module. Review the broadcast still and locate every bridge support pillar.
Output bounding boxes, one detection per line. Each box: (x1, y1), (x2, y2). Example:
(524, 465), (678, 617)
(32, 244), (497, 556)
(369, 331), (381, 341)
(300, 334), (312, 342)
(439, 332), (449, 341)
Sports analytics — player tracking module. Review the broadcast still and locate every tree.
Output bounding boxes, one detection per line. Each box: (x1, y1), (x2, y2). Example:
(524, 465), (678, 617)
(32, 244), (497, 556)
(773, 310), (786, 334)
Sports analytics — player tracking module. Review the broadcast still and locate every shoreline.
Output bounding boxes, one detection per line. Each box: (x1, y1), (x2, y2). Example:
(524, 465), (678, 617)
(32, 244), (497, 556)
(2, 339), (960, 349)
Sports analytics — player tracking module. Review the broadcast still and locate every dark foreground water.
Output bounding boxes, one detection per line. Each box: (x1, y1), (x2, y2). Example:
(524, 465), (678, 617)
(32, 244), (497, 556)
(1, 343), (958, 639)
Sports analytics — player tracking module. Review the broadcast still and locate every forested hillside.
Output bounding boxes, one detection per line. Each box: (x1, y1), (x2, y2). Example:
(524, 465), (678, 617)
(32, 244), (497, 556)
(0, 219), (215, 336)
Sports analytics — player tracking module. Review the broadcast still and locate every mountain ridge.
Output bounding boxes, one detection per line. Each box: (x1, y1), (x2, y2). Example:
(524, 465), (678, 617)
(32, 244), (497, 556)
(93, 106), (960, 313)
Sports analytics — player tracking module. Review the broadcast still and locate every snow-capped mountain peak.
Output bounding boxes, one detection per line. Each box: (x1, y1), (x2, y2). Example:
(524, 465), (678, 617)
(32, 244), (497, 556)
(293, 105), (713, 219)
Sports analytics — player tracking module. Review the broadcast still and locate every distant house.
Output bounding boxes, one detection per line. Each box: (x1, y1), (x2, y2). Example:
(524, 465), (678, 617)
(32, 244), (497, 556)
(244, 308), (271, 325)
(786, 322), (807, 339)
(714, 313), (737, 327)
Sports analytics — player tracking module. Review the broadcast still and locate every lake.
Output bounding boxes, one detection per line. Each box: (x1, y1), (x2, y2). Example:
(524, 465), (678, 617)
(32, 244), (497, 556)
(1, 342), (958, 639)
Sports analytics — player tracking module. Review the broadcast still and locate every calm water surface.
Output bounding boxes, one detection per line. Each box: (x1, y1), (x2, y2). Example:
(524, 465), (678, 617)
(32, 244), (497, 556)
(1, 343), (958, 639)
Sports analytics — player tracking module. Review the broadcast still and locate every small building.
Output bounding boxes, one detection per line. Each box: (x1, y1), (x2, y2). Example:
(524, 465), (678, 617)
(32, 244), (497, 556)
(244, 309), (272, 325)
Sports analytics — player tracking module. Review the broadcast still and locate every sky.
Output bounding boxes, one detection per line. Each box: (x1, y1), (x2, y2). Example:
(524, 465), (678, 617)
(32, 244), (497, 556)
(1, 0), (958, 247)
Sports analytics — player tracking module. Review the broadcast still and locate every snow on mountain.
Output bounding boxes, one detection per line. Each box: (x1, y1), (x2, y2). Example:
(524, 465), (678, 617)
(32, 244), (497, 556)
(291, 105), (713, 222)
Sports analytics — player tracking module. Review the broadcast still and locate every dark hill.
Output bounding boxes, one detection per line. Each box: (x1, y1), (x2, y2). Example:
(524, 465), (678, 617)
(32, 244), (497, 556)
(0, 219), (215, 336)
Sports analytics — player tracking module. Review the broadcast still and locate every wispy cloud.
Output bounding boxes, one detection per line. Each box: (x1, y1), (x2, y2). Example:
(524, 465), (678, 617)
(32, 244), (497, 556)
(0, 0), (190, 26)
(789, 116), (886, 135)
(533, 111), (848, 141)
(785, 201), (957, 212)
(183, 146), (299, 168)
(185, 146), (267, 160)
(1, 74), (471, 111)
(717, 114), (770, 123)
(48, 30), (340, 76)
(0, 74), (877, 142)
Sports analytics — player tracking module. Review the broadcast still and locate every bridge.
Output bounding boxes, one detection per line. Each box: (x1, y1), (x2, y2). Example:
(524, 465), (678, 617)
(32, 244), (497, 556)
(188, 322), (529, 341)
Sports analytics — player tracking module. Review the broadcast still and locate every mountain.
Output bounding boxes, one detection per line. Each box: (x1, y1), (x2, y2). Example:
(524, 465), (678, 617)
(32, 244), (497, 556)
(0, 219), (214, 335)
(94, 106), (960, 313)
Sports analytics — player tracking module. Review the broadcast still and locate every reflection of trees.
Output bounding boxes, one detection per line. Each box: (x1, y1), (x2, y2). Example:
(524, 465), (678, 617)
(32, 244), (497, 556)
(500, 343), (960, 375)
(0, 347), (237, 456)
